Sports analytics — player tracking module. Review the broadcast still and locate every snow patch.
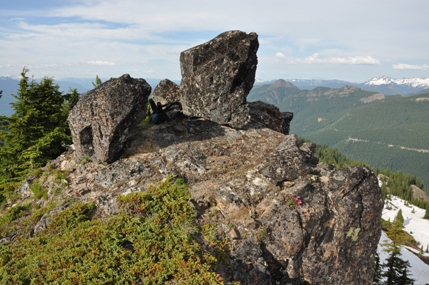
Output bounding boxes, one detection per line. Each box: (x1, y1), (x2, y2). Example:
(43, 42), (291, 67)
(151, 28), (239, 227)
(378, 195), (429, 285)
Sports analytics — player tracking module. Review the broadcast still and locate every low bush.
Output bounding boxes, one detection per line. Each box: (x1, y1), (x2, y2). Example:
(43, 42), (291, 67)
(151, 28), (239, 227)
(0, 176), (230, 284)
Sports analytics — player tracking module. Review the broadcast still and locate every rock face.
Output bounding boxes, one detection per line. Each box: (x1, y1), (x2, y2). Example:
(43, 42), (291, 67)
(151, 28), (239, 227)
(68, 74), (151, 163)
(46, 118), (382, 285)
(179, 30), (259, 128)
(248, 101), (293, 135)
(151, 79), (181, 105)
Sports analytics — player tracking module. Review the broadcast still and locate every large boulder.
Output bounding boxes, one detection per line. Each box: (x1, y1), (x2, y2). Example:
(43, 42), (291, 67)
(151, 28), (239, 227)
(179, 30), (259, 128)
(68, 74), (151, 163)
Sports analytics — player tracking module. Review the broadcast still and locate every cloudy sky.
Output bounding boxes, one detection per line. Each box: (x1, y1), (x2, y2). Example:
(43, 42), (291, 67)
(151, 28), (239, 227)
(1, 0), (429, 82)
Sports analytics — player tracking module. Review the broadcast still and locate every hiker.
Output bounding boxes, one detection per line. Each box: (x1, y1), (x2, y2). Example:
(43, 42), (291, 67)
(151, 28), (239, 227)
(149, 98), (182, 124)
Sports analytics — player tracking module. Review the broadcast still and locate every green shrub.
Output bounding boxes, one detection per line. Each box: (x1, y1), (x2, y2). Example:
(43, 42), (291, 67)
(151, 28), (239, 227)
(53, 169), (68, 181)
(0, 176), (230, 284)
(30, 181), (48, 200)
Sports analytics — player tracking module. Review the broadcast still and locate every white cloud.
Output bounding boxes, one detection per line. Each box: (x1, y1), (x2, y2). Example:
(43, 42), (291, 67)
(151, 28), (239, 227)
(277, 53), (380, 65)
(393, 63), (429, 70)
(1, 0), (429, 81)
(87, 61), (116, 66)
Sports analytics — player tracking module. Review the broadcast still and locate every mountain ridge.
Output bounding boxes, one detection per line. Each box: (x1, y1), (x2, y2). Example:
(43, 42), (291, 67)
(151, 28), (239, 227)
(248, 80), (429, 190)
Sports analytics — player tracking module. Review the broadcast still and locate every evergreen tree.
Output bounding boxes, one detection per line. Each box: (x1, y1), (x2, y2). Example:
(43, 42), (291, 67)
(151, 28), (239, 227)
(92, 75), (102, 87)
(382, 250), (414, 285)
(380, 218), (415, 285)
(373, 252), (383, 285)
(424, 204), (429, 220)
(0, 68), (76, 197)
(394, 209), (404, 228)
(64, 88), (80, 110)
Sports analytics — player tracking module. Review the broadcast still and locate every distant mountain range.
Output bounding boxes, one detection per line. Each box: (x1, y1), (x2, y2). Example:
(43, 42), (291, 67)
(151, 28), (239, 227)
(248, 79), (429, 190)
(259, 76), (429, 95)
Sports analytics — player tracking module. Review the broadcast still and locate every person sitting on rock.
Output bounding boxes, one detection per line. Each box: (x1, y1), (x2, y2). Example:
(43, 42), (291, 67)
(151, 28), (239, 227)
(149, 98), (182, 124)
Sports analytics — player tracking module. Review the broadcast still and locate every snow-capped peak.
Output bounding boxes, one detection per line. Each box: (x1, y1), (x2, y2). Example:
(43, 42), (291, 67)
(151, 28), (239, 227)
(365, 76), (429, 88)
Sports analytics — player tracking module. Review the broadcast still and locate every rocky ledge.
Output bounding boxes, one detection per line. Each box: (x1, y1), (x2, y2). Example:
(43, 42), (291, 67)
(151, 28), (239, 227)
(42, 117), (383, 284)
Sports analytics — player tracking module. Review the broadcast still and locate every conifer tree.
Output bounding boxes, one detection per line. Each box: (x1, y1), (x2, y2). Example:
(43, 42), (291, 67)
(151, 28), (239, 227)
(92, 75), (103, 87)
(382, 250), (414, 285)
(0, 68), (76, 197)
(394, 209), (404, 227)
(424, 204), (429, 220)
(373, 252), (383, 285)
(380, 216), (415, 285)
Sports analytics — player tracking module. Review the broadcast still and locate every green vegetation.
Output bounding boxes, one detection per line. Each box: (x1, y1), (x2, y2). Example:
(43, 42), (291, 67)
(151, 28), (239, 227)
(0, 176), (231, 284)
(0, 68), (77, 204)
(92, 75), (103, 88)
(314, 143), (369, 169)
(377, 211), (415, 285)
(312, 142), (429, 215)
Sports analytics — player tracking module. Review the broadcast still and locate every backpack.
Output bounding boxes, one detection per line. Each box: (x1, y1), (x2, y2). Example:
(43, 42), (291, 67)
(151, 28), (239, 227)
(149, 99), (182, 124)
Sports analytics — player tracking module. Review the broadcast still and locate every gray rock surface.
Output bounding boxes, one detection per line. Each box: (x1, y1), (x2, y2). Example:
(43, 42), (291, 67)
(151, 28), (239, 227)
(15, 176), (36, 199)
(151, 79), (181, 105)
(179, 30), (259, 128)
(41, 118), (382, 285)
(248, 100), (293, 135)
(68, 74), (151, 163)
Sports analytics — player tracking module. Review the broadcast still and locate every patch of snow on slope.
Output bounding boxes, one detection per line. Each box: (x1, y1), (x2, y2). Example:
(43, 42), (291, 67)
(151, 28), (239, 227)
(378, 195), (429, 284)
(378, 231), (429, 285)
(382, 195), (429, 252)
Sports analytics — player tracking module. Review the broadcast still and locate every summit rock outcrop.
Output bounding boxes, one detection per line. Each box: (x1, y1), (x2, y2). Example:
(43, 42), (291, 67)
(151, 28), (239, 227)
(45, 120), (383, 285)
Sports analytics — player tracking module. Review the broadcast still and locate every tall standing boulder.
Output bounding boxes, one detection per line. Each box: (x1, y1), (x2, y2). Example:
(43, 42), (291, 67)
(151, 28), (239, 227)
(68, 74), (151, 163)
(180, 30), (259, 128)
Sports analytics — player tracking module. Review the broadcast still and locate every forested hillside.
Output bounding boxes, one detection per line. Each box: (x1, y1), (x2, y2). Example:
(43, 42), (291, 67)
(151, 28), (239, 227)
(249, 81), (429, 190)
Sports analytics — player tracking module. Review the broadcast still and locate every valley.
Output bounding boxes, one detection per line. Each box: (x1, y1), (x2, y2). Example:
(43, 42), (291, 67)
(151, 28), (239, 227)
(248, 80), (429, 190)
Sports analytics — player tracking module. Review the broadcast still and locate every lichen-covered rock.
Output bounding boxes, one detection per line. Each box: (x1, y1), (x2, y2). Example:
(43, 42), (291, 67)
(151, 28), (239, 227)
(15, 176), (36, 199)
(248, 100), (293, 134)
(179, 30), (259, 128)
(68, 74), (151, 163)
(152, 79), (181, 105)
(44, 118), (382, 285)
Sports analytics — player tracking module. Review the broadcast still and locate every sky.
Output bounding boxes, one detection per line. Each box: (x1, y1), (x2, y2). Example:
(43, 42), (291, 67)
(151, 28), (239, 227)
(1, 0), (429, 83)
